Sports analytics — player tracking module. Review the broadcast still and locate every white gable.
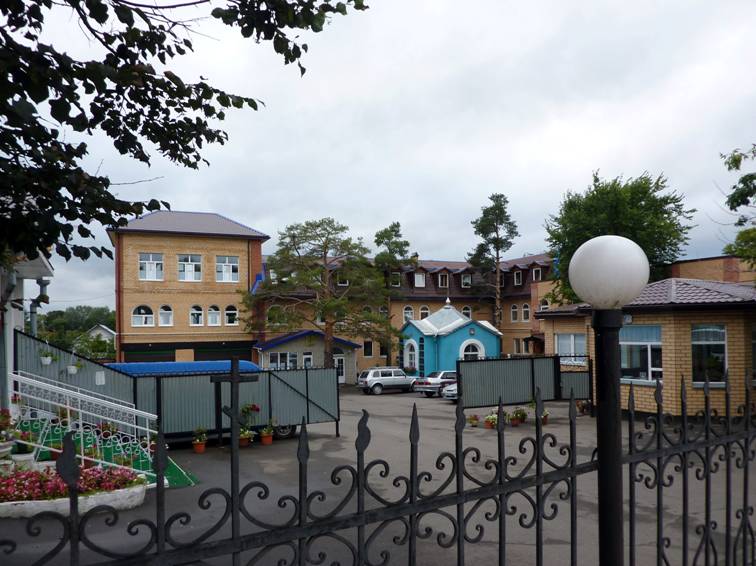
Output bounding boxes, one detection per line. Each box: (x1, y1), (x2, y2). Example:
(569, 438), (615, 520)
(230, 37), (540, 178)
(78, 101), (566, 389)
(407, 300), (502, 336)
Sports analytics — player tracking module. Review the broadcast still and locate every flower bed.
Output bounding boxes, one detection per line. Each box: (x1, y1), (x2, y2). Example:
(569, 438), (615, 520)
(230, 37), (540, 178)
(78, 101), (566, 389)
(0, 467), (146, 518)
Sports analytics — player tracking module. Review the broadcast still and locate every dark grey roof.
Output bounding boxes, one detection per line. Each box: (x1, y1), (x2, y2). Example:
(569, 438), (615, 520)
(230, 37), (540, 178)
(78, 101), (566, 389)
(628, 278), (756, 306)
(113, 211), (269, 240)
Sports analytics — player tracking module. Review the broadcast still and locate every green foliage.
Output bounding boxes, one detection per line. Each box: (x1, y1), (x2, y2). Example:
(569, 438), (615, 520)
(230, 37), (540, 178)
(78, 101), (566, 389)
(242, 218), (395, 365)
(1, 0), (366, 262)
(545, 173), (695, 303)
(36, 306), (115, 354)
(373, 222), (413, 272)
(467, 193), (519, 326)
(721, 145), (756, 267)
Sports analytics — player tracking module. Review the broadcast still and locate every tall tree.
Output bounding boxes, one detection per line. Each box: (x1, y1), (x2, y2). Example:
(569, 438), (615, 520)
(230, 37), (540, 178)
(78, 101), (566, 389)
(721, 145), (756, 267)
(35, 305), (116, 350)
(242, 218), (395, 367)
(546, 173), (695, 303)
(373, 221), (414, 363)
(467, 194), (519, 327)
(1, 0), (366, 262)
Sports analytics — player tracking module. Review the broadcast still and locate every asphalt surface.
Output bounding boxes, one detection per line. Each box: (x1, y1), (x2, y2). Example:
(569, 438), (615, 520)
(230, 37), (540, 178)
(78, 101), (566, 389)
(2, 386), (753, 565)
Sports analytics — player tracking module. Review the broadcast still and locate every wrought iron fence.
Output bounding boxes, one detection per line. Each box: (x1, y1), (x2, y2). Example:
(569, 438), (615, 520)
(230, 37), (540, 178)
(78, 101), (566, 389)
(0, 366), (754, 565)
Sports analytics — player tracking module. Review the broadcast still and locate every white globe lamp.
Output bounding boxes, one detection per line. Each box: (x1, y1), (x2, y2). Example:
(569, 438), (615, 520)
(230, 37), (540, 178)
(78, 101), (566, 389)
(569, 235), (649, 310)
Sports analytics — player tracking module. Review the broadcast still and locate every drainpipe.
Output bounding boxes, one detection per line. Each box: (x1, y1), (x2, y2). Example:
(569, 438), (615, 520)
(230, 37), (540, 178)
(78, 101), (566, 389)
(28, 278), (50, 337)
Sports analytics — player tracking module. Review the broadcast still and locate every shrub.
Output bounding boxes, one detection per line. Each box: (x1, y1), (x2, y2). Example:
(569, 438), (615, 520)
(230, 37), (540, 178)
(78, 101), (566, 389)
(0, 467), (144, 503)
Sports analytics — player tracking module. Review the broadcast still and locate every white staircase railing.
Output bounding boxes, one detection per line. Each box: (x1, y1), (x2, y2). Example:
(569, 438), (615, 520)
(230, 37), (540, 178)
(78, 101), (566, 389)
(8, 370), (158, 477)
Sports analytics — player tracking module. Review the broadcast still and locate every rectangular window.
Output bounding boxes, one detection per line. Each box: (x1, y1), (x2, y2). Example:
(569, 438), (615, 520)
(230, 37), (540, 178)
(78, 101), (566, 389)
(691, 324), (727, 382)
(178, 254), (202, 281)
(138, 253), (163, 281)
(414, 272), (426, 288)
(620, 325), (662, 381)
(513, 338), (521, 354)
(336, 273), (349, 286)
(461, 273), (472, 288)
(303, 352), (313, 368)
(532, 267), (542, 281)
(438, 273), (449, 288)
(379, 341), (387, 357)
(269, 352), (297, 369)
(514, 271), (523, 286)
(216, 256), (239, 282)
(523, 339), (530, 354)
(391, 272), (401, 287)
(555, 333), (586, 363)
(363, 340), (373, 357)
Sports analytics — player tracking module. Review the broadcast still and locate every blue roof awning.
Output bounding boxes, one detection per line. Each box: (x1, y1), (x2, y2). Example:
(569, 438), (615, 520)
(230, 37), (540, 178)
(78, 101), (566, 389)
(256, 330), (361, 352)
(106, 360), (261, 377)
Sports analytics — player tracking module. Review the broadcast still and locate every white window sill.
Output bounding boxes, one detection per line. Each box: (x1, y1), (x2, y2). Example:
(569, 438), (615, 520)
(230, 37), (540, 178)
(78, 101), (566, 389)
(620, 378), (660, 387)
(225, 323), (239, 327)
(138, 279), (163, 282)
(691, 382), (727, 389)
(158, 324), (174, 328)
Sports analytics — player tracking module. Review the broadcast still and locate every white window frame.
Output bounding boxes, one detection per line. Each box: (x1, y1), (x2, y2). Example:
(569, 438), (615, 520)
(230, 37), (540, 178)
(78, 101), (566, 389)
(691, 324), (728, 383)
(461, 306), (472, 318)
(336, 273), (349, 287)
(270, 352), (297, 370)
(158, 305), (173, 327)
(138, 253), (163, 281)
(460, 339), (485, 360)
(207, 305), (221, 326)
(178, 254), (202, 282)
(438, 273), (449, 288)
(303, 352), (313, 368)
(414, 272), (426, 288)
(403, 306), (414, 322)
(131, 306), (154, 327)
(620, 329), (663, 383)
(555, 333), (587, 364)
(391, 272), (401, 287)
(419, 305), (430, 319)
(513, 338), (521, 354)
(532, 267), (542, 281)
(461, 273), (472, 288)
(522, 303), (530, 322)
(539, 298), (549, 311)
(514, 271), (523, 286)
(224, 305), (239, 326)
(190, 305), (204, 326)
(216, 255), (240, 283)
(510, 304), (519, 322)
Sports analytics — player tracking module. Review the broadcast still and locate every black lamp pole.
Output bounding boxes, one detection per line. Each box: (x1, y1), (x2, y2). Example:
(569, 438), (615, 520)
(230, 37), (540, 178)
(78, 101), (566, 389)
(592, 309), (624, 566)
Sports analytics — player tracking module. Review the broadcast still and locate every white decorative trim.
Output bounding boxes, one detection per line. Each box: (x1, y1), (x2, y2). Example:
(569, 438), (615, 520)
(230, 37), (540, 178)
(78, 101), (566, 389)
(0, 483), (146, 519)
(459, 338), (485, 359)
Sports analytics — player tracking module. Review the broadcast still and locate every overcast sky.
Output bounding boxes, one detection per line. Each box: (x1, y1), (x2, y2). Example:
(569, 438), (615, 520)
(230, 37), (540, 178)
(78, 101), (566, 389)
(35, 0), (756, 311)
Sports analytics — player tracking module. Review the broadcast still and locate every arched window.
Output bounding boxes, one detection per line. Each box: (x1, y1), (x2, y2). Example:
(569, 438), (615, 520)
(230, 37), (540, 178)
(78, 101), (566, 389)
(158, 305), (173, 326)
(208, 305), (221, 326)
(419, 306), (430, 319)
(379, 306), (389, 318)
(522, 303), (530, 322)
(225, 305), (238, 325)
(510, 304), (519, 322)
(539, 298), (549, 311)
(132, 305), (154, 327)
(403, 306), (414, 322)
(404, 341), (417, 370)
(461, 341), (484, 360)
(461, 306), (472, 318)
(190, 305), (203, 326)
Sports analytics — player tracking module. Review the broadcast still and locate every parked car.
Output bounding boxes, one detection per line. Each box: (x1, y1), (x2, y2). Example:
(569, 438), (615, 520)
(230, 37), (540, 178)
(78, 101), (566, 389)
(441, 382), (458, 403)
(413, 371), (457, 397)
(357, 367), (416, 395)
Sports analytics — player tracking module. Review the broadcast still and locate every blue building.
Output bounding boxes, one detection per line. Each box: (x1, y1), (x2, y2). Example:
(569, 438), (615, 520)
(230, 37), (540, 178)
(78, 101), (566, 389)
(399, 299), (502, 376)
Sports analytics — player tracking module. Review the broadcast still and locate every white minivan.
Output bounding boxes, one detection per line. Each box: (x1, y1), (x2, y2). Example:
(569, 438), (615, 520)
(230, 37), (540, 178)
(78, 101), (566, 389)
(356, 367), (416, 395)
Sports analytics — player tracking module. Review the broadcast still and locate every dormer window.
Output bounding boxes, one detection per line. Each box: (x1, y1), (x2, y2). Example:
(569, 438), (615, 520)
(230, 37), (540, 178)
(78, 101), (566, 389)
(438, 273), (449, 288)
(461, 273), (472, 288)
(391, 272), (401, 287)
(414, 272), (426, 288)
(514, 271), (523, 286)
(336, 273), (349, 286)
(532, 267), (542, 281)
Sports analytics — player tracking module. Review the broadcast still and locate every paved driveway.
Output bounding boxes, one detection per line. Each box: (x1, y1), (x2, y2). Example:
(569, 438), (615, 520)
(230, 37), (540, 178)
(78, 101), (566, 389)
(2, 387), (752, 565)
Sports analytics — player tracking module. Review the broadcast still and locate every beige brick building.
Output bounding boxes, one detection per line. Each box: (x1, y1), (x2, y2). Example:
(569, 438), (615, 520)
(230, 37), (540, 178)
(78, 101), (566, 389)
(536, 278), (756, 415)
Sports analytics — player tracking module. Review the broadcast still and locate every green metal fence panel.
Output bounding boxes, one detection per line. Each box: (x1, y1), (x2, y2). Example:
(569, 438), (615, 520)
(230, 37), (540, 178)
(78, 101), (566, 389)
(305, 368), (339, 423)
(533, 357), (557, 401)
(561, 371), (591, 399)
(14, 331), (134, 404)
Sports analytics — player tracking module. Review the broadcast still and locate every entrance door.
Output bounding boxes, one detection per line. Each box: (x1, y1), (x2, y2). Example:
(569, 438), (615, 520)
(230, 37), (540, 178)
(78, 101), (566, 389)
(333, 355), (346, 384)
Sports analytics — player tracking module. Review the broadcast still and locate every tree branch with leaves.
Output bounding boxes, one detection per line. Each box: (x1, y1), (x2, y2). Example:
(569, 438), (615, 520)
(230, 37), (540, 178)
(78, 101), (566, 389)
(721, 144), (756, 268)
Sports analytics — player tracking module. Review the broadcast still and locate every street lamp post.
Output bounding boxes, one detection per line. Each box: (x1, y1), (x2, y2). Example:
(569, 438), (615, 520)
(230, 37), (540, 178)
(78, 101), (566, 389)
(569, 235), (649, 566)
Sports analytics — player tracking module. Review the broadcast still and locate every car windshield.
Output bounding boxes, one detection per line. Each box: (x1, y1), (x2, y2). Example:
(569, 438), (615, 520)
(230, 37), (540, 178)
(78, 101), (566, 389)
(358, 372), (368, 379)
(427, 372), (441, 377)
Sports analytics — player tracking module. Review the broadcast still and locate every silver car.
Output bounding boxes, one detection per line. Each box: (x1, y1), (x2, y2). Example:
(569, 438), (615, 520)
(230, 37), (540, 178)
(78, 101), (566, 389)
(441, 382), (458, 403)
(357, 367), (415, 395)
(413, 371), (457, 397)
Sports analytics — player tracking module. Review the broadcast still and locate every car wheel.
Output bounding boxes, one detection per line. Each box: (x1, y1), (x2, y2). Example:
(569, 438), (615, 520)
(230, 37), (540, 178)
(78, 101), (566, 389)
(424, 392), (435, 398)
(274, 425), (297, 440)
(362, 388), (370, 395)
(371, 384), (383, 395)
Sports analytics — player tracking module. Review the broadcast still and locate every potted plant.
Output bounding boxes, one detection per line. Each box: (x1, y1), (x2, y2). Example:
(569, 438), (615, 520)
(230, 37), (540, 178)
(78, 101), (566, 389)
(541, 409), (550, 426)
(97, 422), (117, 438)
(466, 414), (480, 428)
(11, 430), (35, 463)
(259, 424), (274, 446)
(39, 350), (55, 366)
(576, 400), (591, 415)
(484, 413), (498, 429)
(239, 427), (255, 447)
(510, 407), (527, 427)
(66, 360), (83, 375)
(192, 428), (207, 454)
(0, 428), (15, 459)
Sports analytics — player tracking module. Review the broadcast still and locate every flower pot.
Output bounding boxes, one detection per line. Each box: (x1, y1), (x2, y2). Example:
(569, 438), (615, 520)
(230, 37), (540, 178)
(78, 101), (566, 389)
(484, 421), (494, 429)
(239, 437), (250, 448)
(40, 356), (52, 366)
(542, 415), (549, 426)
(66, 365), (78, 375)
(509, 418), (520, 427)
(192, 442), (206, 454)
(260, 434), (273, 446)
(468, 421), (478, 428)
(11, 453), (35, 464)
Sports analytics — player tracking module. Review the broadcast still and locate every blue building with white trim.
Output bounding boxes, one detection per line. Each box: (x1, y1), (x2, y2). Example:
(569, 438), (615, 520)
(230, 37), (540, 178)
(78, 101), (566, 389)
(399, 299), (502, 376)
